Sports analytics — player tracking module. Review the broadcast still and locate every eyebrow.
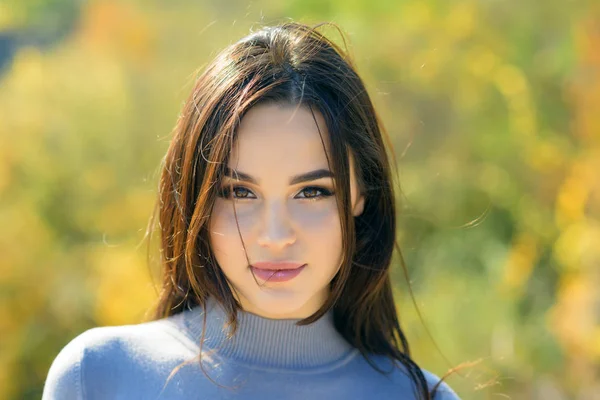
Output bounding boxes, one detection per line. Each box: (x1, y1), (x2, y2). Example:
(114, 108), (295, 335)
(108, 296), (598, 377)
(224, 167), (334, 185)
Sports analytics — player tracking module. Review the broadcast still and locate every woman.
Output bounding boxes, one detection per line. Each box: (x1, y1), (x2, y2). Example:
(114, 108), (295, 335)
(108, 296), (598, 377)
(43, 22), (460, 399)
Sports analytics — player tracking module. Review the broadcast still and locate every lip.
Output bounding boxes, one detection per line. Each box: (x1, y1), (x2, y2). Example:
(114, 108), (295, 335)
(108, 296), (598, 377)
(251, 261), (305, 270)
(250, 261), (307, 283)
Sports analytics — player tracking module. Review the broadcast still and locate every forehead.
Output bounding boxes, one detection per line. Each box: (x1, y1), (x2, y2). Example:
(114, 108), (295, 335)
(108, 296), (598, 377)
(228, 103), (332, 179)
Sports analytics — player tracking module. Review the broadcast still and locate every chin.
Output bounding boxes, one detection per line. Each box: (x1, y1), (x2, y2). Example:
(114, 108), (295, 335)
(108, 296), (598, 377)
(245, 290), (316, 319)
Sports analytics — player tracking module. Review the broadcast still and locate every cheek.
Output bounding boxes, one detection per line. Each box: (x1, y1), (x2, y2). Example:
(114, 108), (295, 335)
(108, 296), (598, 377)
(289, 201), (339, 228)
(211, 201), (258, 232)
(290, 201), (343, 256)
(209, 201), (258, 265)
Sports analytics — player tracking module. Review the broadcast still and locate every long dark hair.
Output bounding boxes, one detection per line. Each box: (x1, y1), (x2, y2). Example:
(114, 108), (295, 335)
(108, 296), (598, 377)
(148, 21), (439, 399)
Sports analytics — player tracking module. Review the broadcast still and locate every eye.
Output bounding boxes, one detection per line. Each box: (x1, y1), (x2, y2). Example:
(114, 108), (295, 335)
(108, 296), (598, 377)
(218, 185), (256, 200)
(296, 186), (334, 200)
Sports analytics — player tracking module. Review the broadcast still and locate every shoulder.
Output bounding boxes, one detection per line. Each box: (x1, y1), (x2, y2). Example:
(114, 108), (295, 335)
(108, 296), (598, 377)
(354, 354), (461, 399)
(42, 315), (198, 400)
(421, 369), (461, 400)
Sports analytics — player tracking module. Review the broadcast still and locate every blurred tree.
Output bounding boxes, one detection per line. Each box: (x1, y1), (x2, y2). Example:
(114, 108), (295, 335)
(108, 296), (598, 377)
(0, 0), (597, 399)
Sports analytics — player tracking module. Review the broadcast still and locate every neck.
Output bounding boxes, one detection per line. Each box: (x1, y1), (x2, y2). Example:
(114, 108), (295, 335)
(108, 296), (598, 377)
(234, 291), (329, 319)
(181, 297), (354, 369)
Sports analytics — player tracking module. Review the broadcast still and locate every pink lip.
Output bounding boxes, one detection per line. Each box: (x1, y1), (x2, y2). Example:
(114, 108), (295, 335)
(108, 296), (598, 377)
(252, 261), (305, 270)
(250, 261), (307, 283)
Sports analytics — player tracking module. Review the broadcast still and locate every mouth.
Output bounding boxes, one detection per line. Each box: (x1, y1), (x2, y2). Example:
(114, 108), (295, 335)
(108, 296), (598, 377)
(250, 262), (307, 283)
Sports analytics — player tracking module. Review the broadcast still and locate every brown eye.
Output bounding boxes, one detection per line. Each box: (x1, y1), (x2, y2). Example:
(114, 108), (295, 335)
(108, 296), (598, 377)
(233, 187), (251, 198)
(218, 185), (256, 199)
(297, 186), (334, 199)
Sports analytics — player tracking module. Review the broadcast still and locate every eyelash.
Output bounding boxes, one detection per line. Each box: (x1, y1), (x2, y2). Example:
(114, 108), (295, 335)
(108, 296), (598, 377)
(217, 185), (334, 201)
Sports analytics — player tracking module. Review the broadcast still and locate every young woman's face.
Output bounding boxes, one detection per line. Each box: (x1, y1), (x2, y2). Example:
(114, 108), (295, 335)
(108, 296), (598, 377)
(209, 103), (364, 319)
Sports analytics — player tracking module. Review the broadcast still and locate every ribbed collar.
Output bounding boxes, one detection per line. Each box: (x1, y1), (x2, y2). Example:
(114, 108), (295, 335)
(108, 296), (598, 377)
(180, 297), (355, 370)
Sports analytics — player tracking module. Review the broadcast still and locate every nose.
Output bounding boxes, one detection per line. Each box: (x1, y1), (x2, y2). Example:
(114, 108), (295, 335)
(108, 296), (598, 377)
(256, 200), (296, 249)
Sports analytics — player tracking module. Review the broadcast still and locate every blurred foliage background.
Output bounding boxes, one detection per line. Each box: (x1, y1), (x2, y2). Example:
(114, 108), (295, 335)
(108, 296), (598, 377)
(0, 0), (598, 399)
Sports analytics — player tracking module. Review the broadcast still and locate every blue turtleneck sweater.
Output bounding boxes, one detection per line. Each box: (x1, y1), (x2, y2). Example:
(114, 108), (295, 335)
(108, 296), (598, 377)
(42, 298), (460, 399)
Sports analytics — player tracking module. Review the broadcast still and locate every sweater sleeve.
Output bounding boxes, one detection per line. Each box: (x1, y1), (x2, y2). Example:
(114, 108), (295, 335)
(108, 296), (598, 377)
(42, 333), (85, 400)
